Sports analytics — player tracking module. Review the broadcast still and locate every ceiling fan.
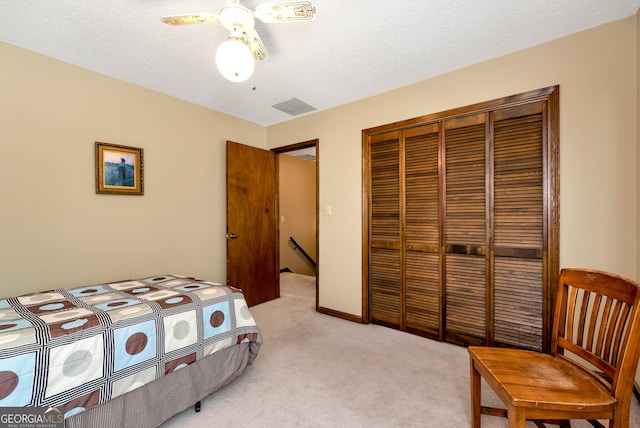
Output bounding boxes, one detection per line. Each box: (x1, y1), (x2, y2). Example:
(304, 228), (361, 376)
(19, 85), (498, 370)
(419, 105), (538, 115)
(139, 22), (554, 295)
(161, 0), (317, 82)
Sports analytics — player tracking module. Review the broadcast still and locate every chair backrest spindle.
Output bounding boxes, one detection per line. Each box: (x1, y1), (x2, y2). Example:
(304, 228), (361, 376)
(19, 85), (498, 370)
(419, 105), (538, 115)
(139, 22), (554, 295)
(585, 292), (601, 351)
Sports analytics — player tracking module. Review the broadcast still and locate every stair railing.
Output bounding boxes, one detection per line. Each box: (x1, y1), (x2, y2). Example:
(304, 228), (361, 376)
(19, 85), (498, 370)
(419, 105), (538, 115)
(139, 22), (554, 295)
(289, 236), (316, 270)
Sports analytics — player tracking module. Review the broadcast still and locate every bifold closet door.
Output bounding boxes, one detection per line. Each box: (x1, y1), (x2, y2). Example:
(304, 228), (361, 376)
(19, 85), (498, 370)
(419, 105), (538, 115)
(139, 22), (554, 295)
(369, 131), (402, 328)
(404, 124), (440, 337)
(442, 114), (488, 346)
(369, 125), (441, 337)
(440, 105), (545, 350)
(492, 103), (545, 351)
(366, 87), (557, 352)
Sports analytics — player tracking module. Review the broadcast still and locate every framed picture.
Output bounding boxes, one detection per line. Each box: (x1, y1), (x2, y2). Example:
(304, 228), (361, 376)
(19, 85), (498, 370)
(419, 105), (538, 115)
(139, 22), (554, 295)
(95, 142), (144, 195)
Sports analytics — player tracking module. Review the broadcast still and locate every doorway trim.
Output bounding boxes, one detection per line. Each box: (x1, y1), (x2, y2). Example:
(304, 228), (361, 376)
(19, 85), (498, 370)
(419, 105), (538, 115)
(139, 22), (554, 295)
(272, 139), (320, 310)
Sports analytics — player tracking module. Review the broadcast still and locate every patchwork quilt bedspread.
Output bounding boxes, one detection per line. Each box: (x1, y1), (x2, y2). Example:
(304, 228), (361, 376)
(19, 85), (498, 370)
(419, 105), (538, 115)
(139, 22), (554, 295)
(0, 274), (262, 418)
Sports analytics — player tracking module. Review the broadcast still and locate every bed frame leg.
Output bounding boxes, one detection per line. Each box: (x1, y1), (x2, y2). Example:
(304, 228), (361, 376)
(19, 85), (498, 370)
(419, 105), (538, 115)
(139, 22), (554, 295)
(195, 401), (201, 412)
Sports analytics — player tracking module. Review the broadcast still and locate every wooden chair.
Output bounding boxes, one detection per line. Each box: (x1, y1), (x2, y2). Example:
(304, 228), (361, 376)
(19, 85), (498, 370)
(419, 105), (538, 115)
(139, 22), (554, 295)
(468, 268), (640, 428)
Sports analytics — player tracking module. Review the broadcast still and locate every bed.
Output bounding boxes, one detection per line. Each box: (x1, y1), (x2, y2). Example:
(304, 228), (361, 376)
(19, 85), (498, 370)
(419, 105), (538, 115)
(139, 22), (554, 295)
(0, 274), (262, 428)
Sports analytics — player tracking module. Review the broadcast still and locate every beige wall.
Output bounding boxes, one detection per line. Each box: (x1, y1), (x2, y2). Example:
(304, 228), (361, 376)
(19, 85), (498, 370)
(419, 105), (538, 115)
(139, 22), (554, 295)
(3, 17), (635, 314)
(0, 42), (266, 296)
(267, 16), (638, 318)
(279, 154), (317, 276)
(1, 14), (639, 383)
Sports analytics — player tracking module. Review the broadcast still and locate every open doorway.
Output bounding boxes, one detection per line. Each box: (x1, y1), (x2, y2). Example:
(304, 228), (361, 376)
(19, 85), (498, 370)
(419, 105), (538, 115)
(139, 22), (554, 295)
(272, 140), (318, 309)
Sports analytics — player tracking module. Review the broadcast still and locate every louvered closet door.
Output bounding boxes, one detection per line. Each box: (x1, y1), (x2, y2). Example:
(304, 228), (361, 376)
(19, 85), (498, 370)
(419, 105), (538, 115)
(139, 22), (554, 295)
(443, 114), (488, 346)
(365, 87), (558, 352)
(492, 103), (544, 350)
(404, 124), (440, 337)
(369, 131), (402, 328)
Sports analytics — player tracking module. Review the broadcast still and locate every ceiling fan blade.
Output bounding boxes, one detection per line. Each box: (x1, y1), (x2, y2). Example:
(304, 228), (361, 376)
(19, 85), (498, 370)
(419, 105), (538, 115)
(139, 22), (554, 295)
(244, 28), (269, 61)
(161, 13), (220, 26)
(254, 2), (317, 23)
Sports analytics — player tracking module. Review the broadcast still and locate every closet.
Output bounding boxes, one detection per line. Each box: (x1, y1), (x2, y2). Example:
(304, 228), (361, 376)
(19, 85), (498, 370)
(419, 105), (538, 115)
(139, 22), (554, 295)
(363, 86), (559, 352)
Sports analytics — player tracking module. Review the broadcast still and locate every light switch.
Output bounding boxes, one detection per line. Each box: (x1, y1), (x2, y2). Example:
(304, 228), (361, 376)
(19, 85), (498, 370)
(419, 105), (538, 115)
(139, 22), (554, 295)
(325, 204), (332, 215)
(281, 216), (285, 222)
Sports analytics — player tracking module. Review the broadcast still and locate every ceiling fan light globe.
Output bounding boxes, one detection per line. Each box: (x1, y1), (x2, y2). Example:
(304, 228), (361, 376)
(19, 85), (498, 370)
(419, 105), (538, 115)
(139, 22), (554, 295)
(215, 39), (255, 82)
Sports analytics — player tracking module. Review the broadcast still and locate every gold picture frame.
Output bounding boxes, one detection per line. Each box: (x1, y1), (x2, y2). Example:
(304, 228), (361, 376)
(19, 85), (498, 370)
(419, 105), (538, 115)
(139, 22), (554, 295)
(95, 142), (144, 195)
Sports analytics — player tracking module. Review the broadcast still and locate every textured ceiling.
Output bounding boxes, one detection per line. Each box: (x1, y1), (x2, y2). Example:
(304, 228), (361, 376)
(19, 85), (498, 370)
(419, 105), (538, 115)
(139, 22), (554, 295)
(1, 1), (639, 126)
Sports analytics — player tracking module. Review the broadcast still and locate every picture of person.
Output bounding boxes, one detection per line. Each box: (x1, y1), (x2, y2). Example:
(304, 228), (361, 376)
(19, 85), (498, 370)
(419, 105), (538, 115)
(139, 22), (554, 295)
(116, 158), (126, 185)
(103, 151), (135, 187)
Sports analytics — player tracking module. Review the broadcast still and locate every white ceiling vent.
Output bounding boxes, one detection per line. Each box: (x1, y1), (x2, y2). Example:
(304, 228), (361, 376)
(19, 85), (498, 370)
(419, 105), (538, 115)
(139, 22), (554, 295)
(272, 98), (316, 116)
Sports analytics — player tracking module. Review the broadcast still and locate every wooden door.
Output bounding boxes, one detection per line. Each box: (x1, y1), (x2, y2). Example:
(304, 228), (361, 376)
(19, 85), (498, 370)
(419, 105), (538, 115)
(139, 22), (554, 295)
(368, 124), (441, 338)
(368, 131), (402, 328)
(491, 103), (545, 351)
(404, 124), (440, 338)
(364, 86), (559, 352)
(442, 113), (489, 346)
(226, 141), (278, 307)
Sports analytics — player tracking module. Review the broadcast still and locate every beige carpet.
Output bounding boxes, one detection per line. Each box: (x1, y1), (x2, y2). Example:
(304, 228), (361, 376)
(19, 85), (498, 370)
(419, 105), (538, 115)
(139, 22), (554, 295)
(161, 272), (640, 428)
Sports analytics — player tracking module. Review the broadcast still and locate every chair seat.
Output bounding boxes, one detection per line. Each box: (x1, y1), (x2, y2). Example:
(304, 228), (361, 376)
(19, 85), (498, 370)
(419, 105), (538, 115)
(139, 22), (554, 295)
(469, 346), (616, 413)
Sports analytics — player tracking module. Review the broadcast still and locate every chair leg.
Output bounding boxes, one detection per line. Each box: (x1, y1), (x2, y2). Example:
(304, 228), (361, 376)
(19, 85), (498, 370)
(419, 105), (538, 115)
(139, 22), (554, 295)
(609, 405), (630, 428)
(470, 358), (482, 428)
(507, 406), (526, 428)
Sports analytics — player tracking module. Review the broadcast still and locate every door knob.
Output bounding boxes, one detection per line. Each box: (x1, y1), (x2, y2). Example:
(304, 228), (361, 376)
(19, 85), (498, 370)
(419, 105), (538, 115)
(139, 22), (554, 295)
(226, 233), (237, 239)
